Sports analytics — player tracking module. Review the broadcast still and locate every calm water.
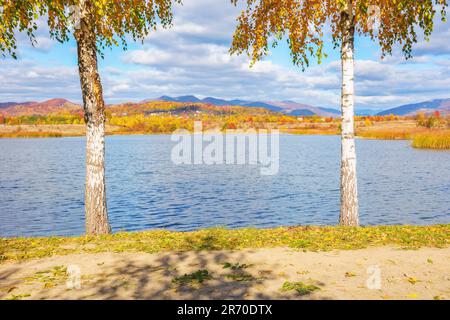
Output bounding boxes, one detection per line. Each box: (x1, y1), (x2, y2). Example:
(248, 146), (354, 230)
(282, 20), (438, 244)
(0, 135), (449, 237)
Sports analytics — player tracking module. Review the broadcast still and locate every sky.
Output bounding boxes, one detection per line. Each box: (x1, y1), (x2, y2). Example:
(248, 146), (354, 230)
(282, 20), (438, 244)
(1, 0), (449, 111)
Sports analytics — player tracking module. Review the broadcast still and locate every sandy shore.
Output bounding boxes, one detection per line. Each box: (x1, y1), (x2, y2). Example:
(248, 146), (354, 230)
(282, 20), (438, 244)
(0, 246), (449, 300)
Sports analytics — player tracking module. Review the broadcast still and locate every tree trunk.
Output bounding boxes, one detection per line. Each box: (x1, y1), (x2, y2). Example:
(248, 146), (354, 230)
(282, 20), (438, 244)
(75, 1), (110, 235)
(339, 2), (359, 226)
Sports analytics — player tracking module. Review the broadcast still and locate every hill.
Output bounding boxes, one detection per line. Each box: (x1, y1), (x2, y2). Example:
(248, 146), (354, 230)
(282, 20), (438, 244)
(152, 95), (341, 116)
(377, 99), (450, 116)
(0, 99), (81, 116)
(7, 95), (449, 118)
(0, 101), (37, 109)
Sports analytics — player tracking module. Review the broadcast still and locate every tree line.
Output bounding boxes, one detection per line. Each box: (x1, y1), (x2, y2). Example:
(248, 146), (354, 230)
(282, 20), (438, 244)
(1, 0), (447, 234)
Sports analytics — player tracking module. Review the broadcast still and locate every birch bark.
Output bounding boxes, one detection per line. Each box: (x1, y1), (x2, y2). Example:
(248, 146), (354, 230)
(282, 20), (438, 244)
(75, 0), (110, 235)
(339, 1), (359, 226)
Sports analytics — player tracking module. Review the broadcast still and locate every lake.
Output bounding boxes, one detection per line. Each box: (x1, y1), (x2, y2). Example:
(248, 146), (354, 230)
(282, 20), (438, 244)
(0, 134), (449, 237)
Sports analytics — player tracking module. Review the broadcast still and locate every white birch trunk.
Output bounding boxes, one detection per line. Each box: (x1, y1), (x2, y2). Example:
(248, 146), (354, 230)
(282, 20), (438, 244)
(339, 2), (359, 226)
(75, 0), (110, 235)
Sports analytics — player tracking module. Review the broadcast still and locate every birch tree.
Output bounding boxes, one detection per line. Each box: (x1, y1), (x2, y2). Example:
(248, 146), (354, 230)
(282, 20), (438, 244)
(230, 0), (447, 226)
(1, 0), (180, 234)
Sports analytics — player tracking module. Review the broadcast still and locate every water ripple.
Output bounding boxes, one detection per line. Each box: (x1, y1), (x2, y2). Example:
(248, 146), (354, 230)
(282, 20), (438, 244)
(0, 135), (449, 237)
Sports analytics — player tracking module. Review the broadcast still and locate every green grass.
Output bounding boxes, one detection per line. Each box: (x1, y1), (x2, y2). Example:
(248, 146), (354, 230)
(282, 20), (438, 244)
(222, 262), (252, 270)
(172, 270), (212, 286)
(280, 281), (321, 296)
(224, 273), (254, 282)
(1, 225), (449, 263)
(412, 133), (450, 150)
(223, 262), (255, 281)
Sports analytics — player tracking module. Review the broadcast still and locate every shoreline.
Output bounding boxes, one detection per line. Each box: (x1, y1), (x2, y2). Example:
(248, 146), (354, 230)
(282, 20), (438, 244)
(1, 225), (449, 300)
(1, 246), (448, 300)
(1, 125), (449, 150)
(3, 133), (448, 150)
(2, 225), (449, 262)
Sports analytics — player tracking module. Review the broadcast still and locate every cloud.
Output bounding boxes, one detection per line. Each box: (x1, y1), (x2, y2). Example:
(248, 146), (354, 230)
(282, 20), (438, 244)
(118, 0), (450, 109)
(0, 60), (80, 102)
(412, 15), (450, 56)
(380, 12), (450, 61)
(1, 0), (449, 111)
(12, 17), (58, 55)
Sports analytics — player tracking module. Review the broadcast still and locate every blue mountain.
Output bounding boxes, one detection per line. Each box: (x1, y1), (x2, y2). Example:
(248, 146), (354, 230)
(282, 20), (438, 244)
(289, 109), (316, 116)
(377, 99), (450, 116)
(241, 101), (283, 112)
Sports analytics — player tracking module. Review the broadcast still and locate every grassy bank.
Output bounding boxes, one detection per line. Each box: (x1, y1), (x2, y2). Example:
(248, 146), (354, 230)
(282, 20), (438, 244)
(412, 133), (450, 150)
(0, 132), (66, 138)
(356, 128), (450, 150)
(1, 225), (449, 263)
(1, 124), (449, 150)
(356, 130), (413, 140)
(281, 128), (339, 135)
(0, 124), (120, 139)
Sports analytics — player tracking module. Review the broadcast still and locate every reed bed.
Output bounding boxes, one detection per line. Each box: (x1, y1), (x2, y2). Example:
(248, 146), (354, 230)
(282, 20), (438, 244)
(356, 130), (413, 140)
(282, 128), (339, 135)
(412, 133), (450, 150)
(0, 131), (64, 138)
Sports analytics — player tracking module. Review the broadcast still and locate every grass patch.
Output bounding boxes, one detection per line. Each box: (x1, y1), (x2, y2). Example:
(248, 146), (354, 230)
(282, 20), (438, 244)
(222, 262), (252, 271)
(223, 262), (254, 282)
(280, 281), (320, 296)
(0, 131), (64, 138)
(6, 293), (31, 300)
(225, 273), (254, 282)
(25, 265), (68, 288)
(281, 128), (339, 135)
(412, 133), (450, 150)
(0, 225), (449, 263)
(357, 130), (413, 140)
(172, 270), (212, 286)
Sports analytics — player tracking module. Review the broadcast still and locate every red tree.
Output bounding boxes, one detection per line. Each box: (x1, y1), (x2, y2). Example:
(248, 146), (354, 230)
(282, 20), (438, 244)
(434, 110), (441, 119)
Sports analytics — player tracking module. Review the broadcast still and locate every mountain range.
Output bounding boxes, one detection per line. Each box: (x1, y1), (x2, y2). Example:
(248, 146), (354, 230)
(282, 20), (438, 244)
(154, 96), (450, 116)
(149, 95), (342, 117)
(1, 96), (449, 118)
(376, 98), (450, 116)
(0, 99), (80, 117)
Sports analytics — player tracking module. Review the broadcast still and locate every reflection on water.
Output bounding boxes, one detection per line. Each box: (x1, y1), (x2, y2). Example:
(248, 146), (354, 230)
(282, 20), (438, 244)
(0, 135), (449, 237)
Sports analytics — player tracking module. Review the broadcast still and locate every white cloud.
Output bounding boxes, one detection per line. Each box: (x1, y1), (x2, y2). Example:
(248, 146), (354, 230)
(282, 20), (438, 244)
(2, 0), (449, 111)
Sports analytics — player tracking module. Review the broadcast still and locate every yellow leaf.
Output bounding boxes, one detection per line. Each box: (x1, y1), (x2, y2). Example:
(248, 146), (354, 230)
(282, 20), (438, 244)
(407, 277), (418, 285)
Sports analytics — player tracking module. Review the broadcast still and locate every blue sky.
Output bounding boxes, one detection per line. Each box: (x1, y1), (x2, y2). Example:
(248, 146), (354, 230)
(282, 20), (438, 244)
(1, 0), (449, 111)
